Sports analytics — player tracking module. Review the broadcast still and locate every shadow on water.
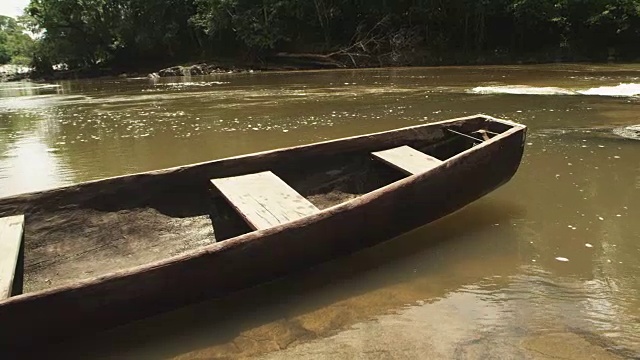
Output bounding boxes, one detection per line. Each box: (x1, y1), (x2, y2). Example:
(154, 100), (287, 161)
(34, 198), (526, 359)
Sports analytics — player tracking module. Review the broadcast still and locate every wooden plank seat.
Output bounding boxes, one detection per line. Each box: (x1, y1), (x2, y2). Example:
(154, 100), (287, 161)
(0, 215), (25, 299)
(211, 171), (320, 230)
(372, 145), (444, 175)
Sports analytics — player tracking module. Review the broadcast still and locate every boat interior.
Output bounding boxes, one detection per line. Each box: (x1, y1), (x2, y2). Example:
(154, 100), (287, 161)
(0, 116), (517, 296)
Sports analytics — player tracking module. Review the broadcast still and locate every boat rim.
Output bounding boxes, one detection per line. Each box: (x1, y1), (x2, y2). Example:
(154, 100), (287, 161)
(0, 113), (526, 305)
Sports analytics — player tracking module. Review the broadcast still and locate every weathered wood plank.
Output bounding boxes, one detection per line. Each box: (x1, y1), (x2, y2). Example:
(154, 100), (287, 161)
(372, 145), (444, 175)
(211, 171), (319, 230)
(0, 215), (24, 299)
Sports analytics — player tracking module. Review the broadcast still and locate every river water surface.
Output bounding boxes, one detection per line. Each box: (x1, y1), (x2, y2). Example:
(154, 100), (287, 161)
(1, 65), (639, 359)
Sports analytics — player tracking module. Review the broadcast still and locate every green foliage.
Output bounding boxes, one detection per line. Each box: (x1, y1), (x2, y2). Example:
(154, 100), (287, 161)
(20, 0), (640, 72)
(0, 15), (35, 65)
(0, 32), (10, 64)
(192, 0), (301, 52)
(25, 0), (122, 68)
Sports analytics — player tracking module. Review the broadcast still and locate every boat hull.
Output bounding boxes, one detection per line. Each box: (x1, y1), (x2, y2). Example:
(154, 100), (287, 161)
(0, 115), (526, 350)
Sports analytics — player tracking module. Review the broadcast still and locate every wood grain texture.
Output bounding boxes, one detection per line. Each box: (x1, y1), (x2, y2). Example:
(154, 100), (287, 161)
(211, 171), (319, 230)
(372, 145), (444, 175)
(0, 215), (24, 299)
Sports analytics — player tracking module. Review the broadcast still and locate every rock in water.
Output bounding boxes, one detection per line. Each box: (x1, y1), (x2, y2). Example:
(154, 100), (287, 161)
(189, 64), (205, 75)
(158, 66), (185, 77)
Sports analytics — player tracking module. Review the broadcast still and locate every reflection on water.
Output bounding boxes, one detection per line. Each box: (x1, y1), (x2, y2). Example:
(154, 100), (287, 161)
(0, 106), (72, 194)
(0, 136), (70, 195)
(1, 65), (639, 358)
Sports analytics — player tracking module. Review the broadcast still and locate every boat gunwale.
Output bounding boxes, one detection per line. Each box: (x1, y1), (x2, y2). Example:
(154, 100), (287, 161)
(0, 113), (526, 307)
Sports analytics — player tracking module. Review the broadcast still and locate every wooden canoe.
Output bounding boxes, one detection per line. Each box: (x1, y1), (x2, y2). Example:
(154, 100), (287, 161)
(0, 114), (526, 351)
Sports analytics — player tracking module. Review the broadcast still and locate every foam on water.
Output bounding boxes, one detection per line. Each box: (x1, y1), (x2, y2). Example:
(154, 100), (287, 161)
(0, 84), (62, 91)
(469, 83), (640, 97)
(470, 85), (577, 96)
(158, 81), (230, 87)
(576, 83), (640, 97)
(612, 124), (640, 140)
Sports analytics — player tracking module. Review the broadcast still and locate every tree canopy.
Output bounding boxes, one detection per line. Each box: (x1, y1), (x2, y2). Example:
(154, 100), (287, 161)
(0, 15), (35, 65)
(17, 0), (640, 72)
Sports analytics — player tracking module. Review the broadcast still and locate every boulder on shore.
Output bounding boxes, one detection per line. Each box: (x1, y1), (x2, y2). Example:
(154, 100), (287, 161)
(155, 63), (246, 77)
(157, 66), (186, 77)
(151, 53), (348, 78)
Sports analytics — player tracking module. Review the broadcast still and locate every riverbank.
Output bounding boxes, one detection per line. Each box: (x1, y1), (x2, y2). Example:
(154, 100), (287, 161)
(2, 53), (346, 82)
(3, 48), (632, 83)
(0, 64), (31, 82)
(148, 53), (344, 77)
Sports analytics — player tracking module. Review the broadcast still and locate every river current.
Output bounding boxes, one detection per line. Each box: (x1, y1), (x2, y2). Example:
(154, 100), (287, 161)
(0, 64), (638, 359)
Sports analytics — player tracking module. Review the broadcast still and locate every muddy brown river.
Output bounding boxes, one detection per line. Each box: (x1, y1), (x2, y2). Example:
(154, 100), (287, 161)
(1, 64), (639, 359)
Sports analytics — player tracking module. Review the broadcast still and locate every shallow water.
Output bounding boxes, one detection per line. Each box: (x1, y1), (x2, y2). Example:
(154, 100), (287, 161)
(0, 64), (639, 359)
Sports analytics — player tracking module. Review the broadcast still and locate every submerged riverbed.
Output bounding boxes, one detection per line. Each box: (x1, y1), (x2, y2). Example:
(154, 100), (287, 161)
(0, 64), (639, 359)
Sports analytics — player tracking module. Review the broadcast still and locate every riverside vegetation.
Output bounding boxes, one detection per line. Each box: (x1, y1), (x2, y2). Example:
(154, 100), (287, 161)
(0, 15), (35, 80)
(3, 0), (640, 77)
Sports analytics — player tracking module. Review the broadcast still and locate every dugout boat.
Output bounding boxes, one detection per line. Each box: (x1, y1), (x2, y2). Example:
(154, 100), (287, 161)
(0, 114), (526, 350)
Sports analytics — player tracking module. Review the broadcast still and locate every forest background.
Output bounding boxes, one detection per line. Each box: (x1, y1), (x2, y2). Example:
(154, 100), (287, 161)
(1, 0), (639, 76)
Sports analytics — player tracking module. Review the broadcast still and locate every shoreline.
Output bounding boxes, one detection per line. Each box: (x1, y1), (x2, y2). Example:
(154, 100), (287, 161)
(2, 52), (637, 83)
(0, 64), (32, 82)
